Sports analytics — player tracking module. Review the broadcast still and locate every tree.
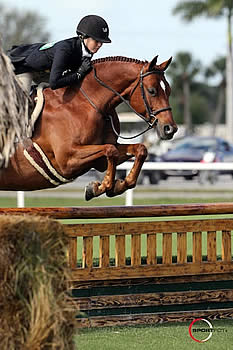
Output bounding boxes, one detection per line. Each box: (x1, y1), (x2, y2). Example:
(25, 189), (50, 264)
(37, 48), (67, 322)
(173, 0), (233, 141)
(0, 3), (50, 51)
(167, 51), (201, 134)
(205, 56), (226, 135)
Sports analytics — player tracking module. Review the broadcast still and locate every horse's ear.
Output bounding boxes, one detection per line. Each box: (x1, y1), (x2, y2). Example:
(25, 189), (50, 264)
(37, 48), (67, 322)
(157, 57), (172, 71)
(148, 55), (158, 71)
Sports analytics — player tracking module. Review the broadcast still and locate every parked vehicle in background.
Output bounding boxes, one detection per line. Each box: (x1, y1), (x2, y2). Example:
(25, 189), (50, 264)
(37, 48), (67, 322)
(159, 136), (233, 181)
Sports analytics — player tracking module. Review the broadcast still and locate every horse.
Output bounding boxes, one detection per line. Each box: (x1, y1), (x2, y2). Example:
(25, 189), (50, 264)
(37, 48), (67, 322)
(0, 55), (177, 200)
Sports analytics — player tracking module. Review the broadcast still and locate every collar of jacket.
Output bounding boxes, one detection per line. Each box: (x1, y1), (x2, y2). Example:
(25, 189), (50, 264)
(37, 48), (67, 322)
(81, 40), (93, 58)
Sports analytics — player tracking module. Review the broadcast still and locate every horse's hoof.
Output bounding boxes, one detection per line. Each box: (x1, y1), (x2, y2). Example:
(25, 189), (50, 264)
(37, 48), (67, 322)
(106, 190), (115, 198)
(106, 179), (124, 198)
(85, 184), (95, 201)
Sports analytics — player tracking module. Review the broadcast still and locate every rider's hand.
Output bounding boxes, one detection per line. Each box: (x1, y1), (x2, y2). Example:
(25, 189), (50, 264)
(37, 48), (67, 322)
(77, 58), (92, 79)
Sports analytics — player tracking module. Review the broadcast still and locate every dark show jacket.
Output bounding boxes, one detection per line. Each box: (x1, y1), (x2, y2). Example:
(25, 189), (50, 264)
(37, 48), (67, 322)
(9, 37), (84, 89)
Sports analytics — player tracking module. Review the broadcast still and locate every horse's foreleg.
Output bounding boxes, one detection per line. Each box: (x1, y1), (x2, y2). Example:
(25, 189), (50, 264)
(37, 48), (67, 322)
(55, 144), (119, 200)
(106, 143), (147, 197)
(82, 144), (119, 201)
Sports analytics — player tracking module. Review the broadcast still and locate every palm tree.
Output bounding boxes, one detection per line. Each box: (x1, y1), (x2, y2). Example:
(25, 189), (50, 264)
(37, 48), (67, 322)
(168, 51), (201, 134)
(173, 0), (233, 141)
(205, 57), (226, 135)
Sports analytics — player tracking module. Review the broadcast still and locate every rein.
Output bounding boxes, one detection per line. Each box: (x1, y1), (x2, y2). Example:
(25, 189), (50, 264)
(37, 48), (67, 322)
(92, 66), (154, 125)
(108, 115), (152, 140)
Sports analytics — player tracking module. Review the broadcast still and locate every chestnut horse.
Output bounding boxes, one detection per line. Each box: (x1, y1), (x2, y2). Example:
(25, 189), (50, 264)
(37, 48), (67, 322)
(0, 55), (177, 200)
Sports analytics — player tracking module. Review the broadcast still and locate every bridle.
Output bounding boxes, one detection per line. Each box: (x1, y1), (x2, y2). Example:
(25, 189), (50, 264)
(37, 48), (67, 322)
(130, 67), (172, 128)
(80, 64), (172, 139)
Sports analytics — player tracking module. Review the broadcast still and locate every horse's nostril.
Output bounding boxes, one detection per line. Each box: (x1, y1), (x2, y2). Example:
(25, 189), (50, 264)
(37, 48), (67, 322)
(164, 125), (173, 135)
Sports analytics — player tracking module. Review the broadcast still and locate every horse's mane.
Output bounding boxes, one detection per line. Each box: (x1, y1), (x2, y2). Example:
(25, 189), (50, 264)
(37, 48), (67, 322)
(92, 56), (147, 65)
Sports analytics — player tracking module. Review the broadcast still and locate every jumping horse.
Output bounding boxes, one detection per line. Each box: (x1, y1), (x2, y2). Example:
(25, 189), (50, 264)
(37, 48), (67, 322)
(0, 55), (177, 200)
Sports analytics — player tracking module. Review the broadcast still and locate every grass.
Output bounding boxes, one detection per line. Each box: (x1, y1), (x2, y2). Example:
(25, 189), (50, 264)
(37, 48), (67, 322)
(1, 194), (233, 208)
(2, 175), (233, 209)
(75, 321), (233, 350)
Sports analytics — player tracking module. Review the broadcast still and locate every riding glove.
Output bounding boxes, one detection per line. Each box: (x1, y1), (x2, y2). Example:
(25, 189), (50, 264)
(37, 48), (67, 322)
(77, 57), (92, 79)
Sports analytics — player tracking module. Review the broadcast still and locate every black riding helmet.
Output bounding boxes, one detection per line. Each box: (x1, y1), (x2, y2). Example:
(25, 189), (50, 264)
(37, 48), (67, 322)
(76, 15), (111, 43)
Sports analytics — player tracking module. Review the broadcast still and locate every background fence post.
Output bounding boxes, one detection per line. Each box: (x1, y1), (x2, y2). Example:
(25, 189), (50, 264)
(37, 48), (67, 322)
(17, 191), (25, 208)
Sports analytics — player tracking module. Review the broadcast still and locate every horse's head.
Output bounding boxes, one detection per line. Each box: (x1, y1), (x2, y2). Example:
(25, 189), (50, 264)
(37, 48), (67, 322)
(129, 55), (177, 140)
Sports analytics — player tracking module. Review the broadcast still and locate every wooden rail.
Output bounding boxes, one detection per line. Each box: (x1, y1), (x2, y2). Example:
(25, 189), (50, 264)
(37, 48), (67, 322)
(2, 204), (233, 328)
(66, 219), (233, 280)
(1, 202), (233, 218)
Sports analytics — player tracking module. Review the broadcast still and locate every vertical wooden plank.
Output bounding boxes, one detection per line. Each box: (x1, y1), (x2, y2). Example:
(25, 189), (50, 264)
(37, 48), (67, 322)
(162, 233), (172, 264)
(147, 234), (156, 265)
(193, 231), (202, 263)
(115, 235), (126, 267)
(69, 237), (77, 268)
(222, 230), (232, 262)
(99, 236), (109, 267)
(131, 234), (141, 266)
(207, 231), (217, 262)
(177, 232), (187, 263)
(82, 236), (93, 268)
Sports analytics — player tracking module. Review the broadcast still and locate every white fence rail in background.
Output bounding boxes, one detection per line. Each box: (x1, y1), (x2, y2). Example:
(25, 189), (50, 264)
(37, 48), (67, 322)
(17, 162), (233, 207)
(118, 162), (233, 206)
(118, 162), (233, 171)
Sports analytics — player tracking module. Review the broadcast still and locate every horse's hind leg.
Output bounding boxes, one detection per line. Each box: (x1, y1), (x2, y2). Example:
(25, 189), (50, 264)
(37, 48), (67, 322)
(106, 143), (147, 197)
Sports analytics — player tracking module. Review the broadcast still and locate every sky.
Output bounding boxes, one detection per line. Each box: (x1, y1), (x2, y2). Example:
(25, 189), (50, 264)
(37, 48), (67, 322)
(3, 0), (228, 68)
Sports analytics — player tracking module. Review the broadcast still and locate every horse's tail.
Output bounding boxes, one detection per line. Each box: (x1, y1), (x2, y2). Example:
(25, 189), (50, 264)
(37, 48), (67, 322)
(0, 41), (32, 168)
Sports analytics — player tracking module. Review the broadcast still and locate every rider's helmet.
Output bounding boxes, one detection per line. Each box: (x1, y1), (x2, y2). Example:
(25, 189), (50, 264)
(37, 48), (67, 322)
(76, 15), (111, 43)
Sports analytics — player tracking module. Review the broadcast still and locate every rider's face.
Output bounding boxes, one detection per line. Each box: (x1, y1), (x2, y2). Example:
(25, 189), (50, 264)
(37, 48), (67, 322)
(84, 37), (103, 54)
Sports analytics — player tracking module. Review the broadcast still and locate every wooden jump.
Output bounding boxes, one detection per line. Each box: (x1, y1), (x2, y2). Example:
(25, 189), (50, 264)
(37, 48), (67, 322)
(2, 203), (233, 328)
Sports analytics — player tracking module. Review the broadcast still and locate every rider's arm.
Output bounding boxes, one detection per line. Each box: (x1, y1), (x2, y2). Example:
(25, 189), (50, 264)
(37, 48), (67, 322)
(49, 41), (91, 90)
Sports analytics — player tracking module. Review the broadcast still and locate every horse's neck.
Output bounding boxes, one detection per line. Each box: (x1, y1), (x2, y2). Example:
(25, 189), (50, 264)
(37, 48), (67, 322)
(91, 61), (142, 98)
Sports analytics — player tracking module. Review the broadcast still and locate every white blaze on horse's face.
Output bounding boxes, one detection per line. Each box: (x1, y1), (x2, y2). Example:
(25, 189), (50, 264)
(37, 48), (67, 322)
(160, 80), (166, 92)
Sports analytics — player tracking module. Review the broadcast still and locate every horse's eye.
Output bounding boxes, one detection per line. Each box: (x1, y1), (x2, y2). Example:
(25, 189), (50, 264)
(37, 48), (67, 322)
(148, 87), (157, 96)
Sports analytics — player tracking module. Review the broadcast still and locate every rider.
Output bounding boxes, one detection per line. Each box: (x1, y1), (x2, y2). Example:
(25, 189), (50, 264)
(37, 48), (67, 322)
(8, 15), (111, 92)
